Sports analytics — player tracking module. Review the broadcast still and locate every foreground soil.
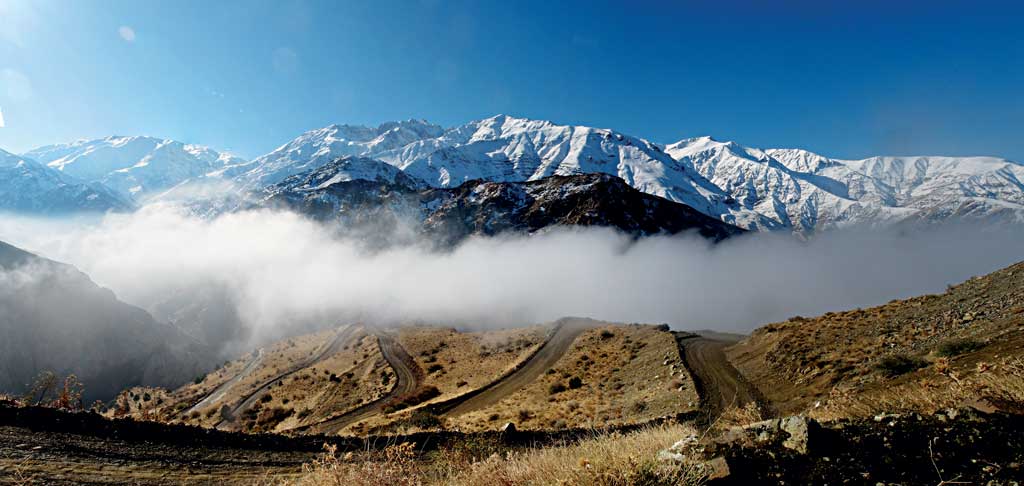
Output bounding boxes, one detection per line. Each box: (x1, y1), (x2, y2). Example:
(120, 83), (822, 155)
(0, 403), (689, 485)
(0, 424), (311, 485)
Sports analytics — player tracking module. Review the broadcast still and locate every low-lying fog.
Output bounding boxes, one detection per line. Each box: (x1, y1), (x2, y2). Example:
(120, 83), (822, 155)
(2, 205), (1022, 350)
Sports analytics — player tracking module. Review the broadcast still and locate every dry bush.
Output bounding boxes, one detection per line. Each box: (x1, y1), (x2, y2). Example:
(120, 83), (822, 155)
(935, 338), (984, 358)
(280, 442), (423, 486)
(714, 402), (765, 431)
(874, 353), (927, 378)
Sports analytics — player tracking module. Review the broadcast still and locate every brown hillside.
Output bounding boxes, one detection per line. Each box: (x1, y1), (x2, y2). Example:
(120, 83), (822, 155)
(728, 261), (1024, 418)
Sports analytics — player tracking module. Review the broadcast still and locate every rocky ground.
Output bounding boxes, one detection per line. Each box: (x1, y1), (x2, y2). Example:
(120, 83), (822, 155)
(662, 407), (1024, 485)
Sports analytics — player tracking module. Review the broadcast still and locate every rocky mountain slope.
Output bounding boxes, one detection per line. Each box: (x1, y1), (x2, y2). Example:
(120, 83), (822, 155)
(252, 156), (743, 244)
(666, 136), (1024, 233)
(0, 148), (132, 214)
(24, 136), (245, 200)
(0, 240), (213, 401)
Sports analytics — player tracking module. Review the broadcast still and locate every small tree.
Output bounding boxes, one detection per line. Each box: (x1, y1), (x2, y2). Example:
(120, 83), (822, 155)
(22, 371), (57, 406)
(54, 375), (85, 411)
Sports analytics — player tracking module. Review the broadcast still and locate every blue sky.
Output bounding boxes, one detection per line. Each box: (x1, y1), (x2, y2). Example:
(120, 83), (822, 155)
(0, 0), (1021, 160)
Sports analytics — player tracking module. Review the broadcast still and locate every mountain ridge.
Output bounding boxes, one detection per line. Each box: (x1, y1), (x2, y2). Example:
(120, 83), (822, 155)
(0, 239), (214, 400)
(13, 115), (1024, 233)
(251, 155), (743, 245)
(0, 148), (133, 214)
(23, 136), (246, 200)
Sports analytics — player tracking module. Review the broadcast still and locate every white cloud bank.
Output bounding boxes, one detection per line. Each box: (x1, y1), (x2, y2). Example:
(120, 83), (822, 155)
(1, 206), (1022, 347)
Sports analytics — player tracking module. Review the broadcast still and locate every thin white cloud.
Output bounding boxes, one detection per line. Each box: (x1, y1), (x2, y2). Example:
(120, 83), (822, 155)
(0, 106), (5, 128)
(0, 69), (33, 102)
(119, 26), (136, 42)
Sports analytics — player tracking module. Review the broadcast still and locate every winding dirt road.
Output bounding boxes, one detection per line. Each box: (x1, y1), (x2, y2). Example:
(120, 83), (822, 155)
(439, 318), (596, 417)
(216, 325), (357, 430)
(184, 349), (264, 417)
(307, 329), (422, 435)
(673, 332), (770, 421)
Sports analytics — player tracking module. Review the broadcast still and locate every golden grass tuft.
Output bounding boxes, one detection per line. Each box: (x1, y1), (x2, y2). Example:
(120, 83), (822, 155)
(713, 402), (765, 431)
(276, 423), (705, 486)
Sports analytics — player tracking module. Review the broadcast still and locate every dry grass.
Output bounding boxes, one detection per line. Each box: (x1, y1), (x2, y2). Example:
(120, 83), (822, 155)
(276, 423), (705, 486)
(271, 332), (391, 432)
(457, 325), (697, 431)
(810, 356), (1024, 420)
(713, 402), (765, 431)
(398, 326), (546, 400)
(729, 260), (1024, 416)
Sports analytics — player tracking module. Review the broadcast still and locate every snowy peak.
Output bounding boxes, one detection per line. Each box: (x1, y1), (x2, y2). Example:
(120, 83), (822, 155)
(666, 137), (1024, 232)
(764, 148), (838, 173)
(270, 156), (427, 192)
(235, 119), (444, 189)
(367, 115), (768, 227)
(0, 148), (133, 213)
(24, 136), (245, 199)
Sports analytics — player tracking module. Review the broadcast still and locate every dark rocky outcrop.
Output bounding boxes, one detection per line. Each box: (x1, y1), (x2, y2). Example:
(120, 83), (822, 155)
(661, 409), (1024, 484)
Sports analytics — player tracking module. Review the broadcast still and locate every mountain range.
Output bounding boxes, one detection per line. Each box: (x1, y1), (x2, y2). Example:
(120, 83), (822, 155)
(5, 115), (1024, 234)
(0, 148), (132, 214)
(250, 156), (742, 245)
(24, 136), (245, 200)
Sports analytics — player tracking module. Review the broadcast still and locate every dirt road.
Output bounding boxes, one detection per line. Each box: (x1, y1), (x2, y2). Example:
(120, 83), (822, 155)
(184, 349), (264, 417)
(673, 333), (770, 421)
(307, 329), (422, 435)
(217, 325), (357, 430)
(440, 318), (595, 417)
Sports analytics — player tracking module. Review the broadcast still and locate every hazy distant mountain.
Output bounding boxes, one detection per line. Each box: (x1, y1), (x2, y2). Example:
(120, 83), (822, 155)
(0, 240), (213, 401)
(24, 136), (246, 200)
(0, 148), (133, 214)
(252, 156), (743, 245)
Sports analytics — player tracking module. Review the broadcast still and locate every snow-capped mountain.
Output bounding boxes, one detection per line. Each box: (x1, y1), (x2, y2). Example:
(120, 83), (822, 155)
(374, 115), (769, 228)
(239, 115), (768, 229)
(24, 136), (246, 200)
(253, 156), (742, 245)
(270, 155), (428, 192)
(10, 115), (1024, 233)
(0, 148), (133, 213)
(230, 119), (444, 190)
(665, 137), (1024, 232)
